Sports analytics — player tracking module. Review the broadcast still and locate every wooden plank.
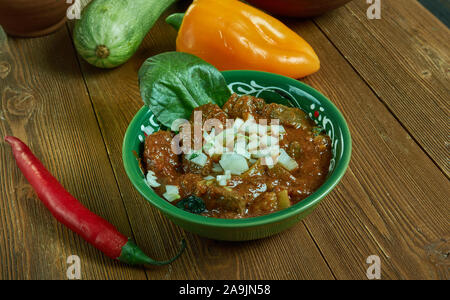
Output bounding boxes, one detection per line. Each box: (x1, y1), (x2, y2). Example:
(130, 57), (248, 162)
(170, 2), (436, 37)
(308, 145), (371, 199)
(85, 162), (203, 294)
(283, 18), (450, 279)
(67, 0), (449, 279)
(313, 0), (450, 176)
(0, 27), (146, 279)
(67, 4), (335, 280)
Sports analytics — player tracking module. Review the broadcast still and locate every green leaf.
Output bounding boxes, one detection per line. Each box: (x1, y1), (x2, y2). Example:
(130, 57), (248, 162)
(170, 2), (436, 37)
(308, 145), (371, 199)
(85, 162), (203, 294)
(138, 52), (231, 128)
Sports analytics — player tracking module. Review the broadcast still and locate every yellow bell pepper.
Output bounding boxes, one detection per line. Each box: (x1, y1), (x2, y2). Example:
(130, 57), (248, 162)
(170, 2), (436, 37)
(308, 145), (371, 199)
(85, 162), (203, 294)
(167, 0), (320, 78)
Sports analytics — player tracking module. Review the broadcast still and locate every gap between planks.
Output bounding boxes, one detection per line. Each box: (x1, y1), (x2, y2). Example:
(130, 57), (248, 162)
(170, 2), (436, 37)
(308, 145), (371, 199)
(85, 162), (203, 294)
(63, 4), (448, 278)
(312, 0), (450, 177)
(311, 17), (449, 180)
(63, 23), (149, 279)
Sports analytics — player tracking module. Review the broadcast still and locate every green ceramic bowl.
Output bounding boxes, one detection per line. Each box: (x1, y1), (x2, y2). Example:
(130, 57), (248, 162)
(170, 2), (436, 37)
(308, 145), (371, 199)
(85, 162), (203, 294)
(123, 70), (351, 241)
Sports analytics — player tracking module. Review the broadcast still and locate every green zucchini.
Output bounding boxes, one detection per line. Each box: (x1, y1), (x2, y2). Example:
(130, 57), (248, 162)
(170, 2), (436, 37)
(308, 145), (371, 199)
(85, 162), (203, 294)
(73, 0), (177, 68)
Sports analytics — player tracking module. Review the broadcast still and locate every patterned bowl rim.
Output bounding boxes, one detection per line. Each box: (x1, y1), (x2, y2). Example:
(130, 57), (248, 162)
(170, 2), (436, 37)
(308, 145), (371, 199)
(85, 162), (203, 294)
(123, 70), (352, 228)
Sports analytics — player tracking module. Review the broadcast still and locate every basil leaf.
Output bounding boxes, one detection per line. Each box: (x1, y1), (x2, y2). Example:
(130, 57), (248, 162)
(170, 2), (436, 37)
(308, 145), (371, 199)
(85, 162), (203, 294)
(138, 52), (231, 128)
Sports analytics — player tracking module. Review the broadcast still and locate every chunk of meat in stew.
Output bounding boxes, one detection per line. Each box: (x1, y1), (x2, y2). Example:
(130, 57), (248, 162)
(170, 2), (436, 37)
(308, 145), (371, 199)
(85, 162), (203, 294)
(143, 131), (180, 178)
(190, 103), (228, 129)
(223, 94), (265, 120)
(262, 103), (310, 129)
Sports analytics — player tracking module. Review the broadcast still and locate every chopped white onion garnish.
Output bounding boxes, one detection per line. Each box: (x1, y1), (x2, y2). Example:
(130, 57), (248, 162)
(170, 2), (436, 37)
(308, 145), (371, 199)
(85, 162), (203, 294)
(215, 128), (235, 146)
(233, 118), (245, 132)
(212, 163), (223, 173)
(246, 122), (259, 135)
(262, 156), (275, 169)
(141, 125), (155, 136)
(203, 128), (216, 143)
(278, 149), (299, 171)
(163, 185), (180, 202)
(244, 114), (255, 121)
(270, 146), (281, 157)
(269, 125), (286, 135)
(251, 148), (272, 158)
(240, 117), (257, 134)
(216, 175), (228, 186)
(257, 124), (268, 136)
(203, 139), (218, 157)
(218, 179), (227, 186)
(219, 153), (249, 175)
(171, 119), (189, 132)
(165, 185), (178, 194)
(196, 117), (291, 175)
(187, 152), (208, 167)
(145, 171), (160, 188)
(203, 175), (215, 181)
(249, 132), (259, 143)
(248, 158), (258, 165)
(234, 139), (251, 159)
(247, 140), (258, 153)
(216, 170), (232, 186)
(259, 135), (279, 147)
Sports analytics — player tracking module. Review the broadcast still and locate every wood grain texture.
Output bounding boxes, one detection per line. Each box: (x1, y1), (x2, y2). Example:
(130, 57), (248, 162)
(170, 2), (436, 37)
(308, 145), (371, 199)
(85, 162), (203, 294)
(65, 4), (335, 280)
(282, 14), (450, 279)
(0, 27), (146, 280)
(1, 0), (449, 280)
(68, 2), (449, 279)
(313, 0), (450, 176)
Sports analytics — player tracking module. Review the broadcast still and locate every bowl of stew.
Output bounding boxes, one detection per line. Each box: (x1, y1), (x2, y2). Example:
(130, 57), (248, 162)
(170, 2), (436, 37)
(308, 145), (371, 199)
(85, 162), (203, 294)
(123, 70), (351, 241)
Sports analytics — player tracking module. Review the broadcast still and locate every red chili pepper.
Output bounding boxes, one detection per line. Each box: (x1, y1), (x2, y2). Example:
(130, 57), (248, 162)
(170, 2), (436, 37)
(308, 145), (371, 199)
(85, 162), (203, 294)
(5, 136), (185, 266)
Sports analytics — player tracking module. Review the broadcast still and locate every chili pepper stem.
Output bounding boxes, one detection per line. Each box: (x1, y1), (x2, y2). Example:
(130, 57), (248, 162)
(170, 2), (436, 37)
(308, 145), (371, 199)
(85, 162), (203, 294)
(5, 136), (186, 266)
(119, 239), (187, 266)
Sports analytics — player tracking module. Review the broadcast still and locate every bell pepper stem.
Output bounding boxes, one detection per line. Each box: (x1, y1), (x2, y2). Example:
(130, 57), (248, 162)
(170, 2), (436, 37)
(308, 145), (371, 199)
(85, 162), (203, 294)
(118, 239), (186, 266)
(166, 13), (185, 31)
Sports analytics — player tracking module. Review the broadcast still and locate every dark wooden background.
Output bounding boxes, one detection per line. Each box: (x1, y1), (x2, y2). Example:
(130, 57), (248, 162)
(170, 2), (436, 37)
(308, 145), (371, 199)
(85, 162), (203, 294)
(0, 0), (448, 279)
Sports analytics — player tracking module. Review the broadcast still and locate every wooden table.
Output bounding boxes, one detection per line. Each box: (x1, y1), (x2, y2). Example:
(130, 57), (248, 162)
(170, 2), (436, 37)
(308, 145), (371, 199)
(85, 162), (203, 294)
(0, 0), (448, 280)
